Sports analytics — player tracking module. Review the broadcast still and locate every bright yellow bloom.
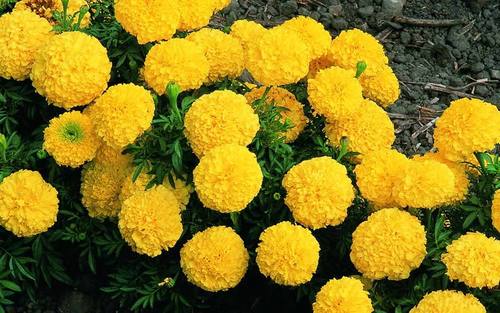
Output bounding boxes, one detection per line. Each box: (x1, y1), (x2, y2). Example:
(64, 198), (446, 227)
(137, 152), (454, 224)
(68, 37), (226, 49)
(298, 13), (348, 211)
(442, 232), (500, 288)
(279, 16), (331, 60)
(193, 144), (262, 213)
(186, 28), (244, 83)
(43, 111), (100, 168)
(308, 55), (334, 79)
(89, 84), (154, 149)
(31, 31), (111, 109)
(114, 0), (180, 44)
(434, 98), (500, 162)
(14, 0), (90, 27)
(327, 29), (388, 77)
(245, 86), (308, 143)
(180, 226), (249, 292)
(0, 170), (58, 237)
(93, 143), (131, 168)
(324, 99), (395, 157)
(493, 189), (500, 233)
(246, 27), (310, 86)
(410, 290), (486, 313)
(177, 0), (214, 31)
(350, 208), (427, 280)
(213, 0), (231, 11)
(256, 221), (320, 286)
(144, 38), (209, 93)
(184, 90), (259, 157)
(230, 19), (267, 52)
(282, 157), (354, 229)
(0, 11), (52, 80)
(307, 66), (363, 120)
(312, 277), (373, 313)
(119, 185), (182, 257)
(359, 65), (400, 108)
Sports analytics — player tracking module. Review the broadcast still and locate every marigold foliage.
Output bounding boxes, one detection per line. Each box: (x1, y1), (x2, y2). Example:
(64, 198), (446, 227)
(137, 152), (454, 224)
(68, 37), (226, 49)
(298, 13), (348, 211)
(180, 226), (249, 292)
(177, 0), (214, 31)
(246, 27), (310, 86)
(184, 90), (259, 157)
(14, 0), (90, 26)
(434, 98), (500, 162)
(114, 0), (180, 44)
(493, 189), (500, 233)
(256, 221), (320, 286)
(144, 38), (209, 93)
(245, 86), (307, 143)
(350, 208), (427, 280)
(441, 232), (500, 288)
(118, 186), (182, 257)
(307, 66), (363, 120)
(193, 144), (263, 213)
(0, 170), (58, 237)
(89, 84), (154, 149)
(31, 31), (111, 109)
(282, 157), (354, 229)
(410, 290), (486, 313)
(359, 65), (400, 108)
(229, 19), (267, 52)
(312, 277), (373, 313)
(279, 16), (331, 60)
(43, 111), (100, 168)
(0, 11), (52, 80)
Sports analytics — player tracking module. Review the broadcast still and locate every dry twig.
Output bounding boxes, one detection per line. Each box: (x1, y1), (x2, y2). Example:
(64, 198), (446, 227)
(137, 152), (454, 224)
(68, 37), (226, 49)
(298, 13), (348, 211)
(392, 16), (468, 27)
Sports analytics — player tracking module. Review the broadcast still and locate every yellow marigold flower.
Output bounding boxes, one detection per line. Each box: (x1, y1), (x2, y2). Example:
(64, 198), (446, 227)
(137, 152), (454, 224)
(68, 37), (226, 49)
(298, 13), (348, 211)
(493, 189), (500, 233)
(0, 11), (52, 80)
(177, 0), (214, 31)
(180, 226), (249, 292)
(355, 149), (410, 208)
(184, 90), (259, 157)
(90, 84), (154, 149)
(14, 0), (90, 27)
(410, 290), (486, 313)
(325, 99), (395, 157)
(308, 55), (334, 79)
(256, 221), (320, 286)
(119, 185), (182, 257)
(186, 28), (244, 83)
(279, 16), (331, 60)
(144, 38), (209, 93)
(312, 277), (373, 313)
(307, 66), (363, 120)
(43, 111), (100, 168)
(359, 65), (400, 108)
(245, 86), (307, 143)
(442, 232), (500, 288)
(93, 144), (131, 168)
(213, 0), (230, 11)
(0, 170), (58, 237)
(282, 157), (354, 229)
(81, 161), (130, 218)
(350, 208), (427, 280)
(193, 144), (262, 213)
(393, 159), (455, 209)
(230, 19), (267, 52)
(31, 31), (111, 109)
(434, 98), (500, 162)
(246, 27), (310, 86)
(327, 29), (388, 77)
(114, 0), (180, 44)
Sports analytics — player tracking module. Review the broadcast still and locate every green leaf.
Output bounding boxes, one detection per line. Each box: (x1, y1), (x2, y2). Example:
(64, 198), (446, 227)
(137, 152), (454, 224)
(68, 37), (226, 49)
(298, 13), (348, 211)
(0, 280), (20, 292)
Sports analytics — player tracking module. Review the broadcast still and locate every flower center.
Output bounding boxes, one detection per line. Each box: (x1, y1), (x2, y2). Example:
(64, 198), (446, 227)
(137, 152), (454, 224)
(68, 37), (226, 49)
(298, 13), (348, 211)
(60, 122), (84, 143)
(25, 0), (56, 18)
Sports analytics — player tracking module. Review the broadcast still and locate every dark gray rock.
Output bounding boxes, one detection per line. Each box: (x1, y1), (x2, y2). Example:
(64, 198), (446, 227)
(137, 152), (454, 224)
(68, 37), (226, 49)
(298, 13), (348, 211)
(382, 0), (405, 16)
(490, 69), (500, 80)
(358, 6), (375, 17)
(280, 0), (298, 16)
(331, 17), (349, 30)
(470, 62), (485, 73)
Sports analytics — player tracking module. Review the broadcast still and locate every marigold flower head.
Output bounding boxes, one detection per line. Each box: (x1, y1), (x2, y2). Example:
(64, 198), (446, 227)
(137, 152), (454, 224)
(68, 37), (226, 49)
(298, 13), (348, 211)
(307, 66), (363, 120)
(119, 185), (182, 257)
(327, 29), (388, 77)
(144, 38), (209, 93)
(0, 11), (52, 80)
(0, 170), (58, 237)
(184, 90), (259, 157)
(186, 28), (244, 83)
(245, 86), (307, 143)
(279, 16), (331, 60)
(359, 65), (400, 108)
(43, 111), (100, 168)
(89, 84), (154, 149)
(350, 208), (427, 280)
(230, 19), (267, 52)
(213, 0), (230, 11)
(410, 290), (486, 313)
(442, 232), (500, 288)
(31, 31), (111, 109)
(493, 189), (500, 233)
(14, 0), (90, 27)
(434, 98), (500, 162)
(283, 157), (354, 229)
(114, 0), (180, 44)
(93, 144), (131, 168)
(312, 277), (373, 313)
(177, 0), (214, 31)
(355, 149), (410, 208)
(193, 144), (262, 213)
(246, 27), (310, 86)
(180, 226), (249, 292)
(308, 55), (334, 79)
(325, 99), (395, 157)
(256, 221), (320, 286)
